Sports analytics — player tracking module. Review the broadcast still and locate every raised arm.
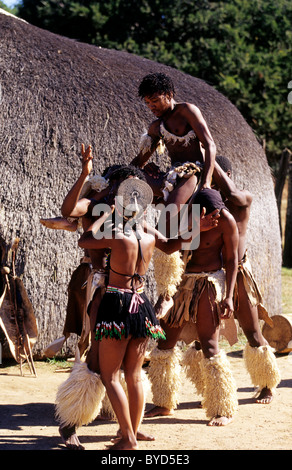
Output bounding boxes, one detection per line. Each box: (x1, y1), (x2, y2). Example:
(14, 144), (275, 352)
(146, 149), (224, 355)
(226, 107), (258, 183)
(61, 144), (93, 218)
(183, 104), (216, 189)
(212, 161), (253, 207)
(221, 212), (239, 318)
(143, 222), (186, 254)
(142, 207), (220, 254)
(78, 205), (115, 250)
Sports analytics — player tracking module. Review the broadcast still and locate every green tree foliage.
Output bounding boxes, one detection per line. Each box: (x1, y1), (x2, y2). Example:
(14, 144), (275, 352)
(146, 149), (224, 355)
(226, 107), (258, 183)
(0, 1), (18, 13)
(16, 0), (292, 168)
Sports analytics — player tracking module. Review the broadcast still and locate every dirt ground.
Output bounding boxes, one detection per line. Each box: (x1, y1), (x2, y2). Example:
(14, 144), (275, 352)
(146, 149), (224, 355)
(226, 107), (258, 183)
(0, 348), (291, 452)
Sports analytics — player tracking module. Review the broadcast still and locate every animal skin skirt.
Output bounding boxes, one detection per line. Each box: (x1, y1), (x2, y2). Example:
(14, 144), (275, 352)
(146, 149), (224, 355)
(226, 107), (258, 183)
(95, 285), (166, 341)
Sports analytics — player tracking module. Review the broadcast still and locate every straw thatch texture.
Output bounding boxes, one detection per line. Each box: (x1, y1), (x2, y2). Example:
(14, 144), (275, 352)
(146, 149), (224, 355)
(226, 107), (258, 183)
(0, 12), (282, 356)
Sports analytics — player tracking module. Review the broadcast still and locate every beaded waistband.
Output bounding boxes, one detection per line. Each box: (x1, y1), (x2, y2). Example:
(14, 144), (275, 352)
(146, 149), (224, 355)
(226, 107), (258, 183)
(106, 285), (144, 294)
(106, 285), (145, 314)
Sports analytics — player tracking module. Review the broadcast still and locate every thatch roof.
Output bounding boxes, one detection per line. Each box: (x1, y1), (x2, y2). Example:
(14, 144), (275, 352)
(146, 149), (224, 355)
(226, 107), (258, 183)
(0, 12), (282, 356)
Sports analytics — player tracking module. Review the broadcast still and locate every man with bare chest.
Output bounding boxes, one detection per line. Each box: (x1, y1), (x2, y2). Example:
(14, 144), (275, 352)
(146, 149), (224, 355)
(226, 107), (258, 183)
(132, 72), (217, 318)
(146, 187), (239, 426)
(212, 155), (281, 405)
(132, 72), (216, 205)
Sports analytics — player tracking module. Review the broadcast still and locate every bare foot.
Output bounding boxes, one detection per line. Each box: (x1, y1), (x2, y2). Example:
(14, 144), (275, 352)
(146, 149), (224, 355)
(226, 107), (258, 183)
(256, 387), (273, 404)
(208, 416), (233, 426)
(107, 437), (138, 450)
(40, 217), (78, 232)
(114, 428), (155, 442)
(137, 430), (155, 441)
(144, 406), (174, 418)
(59, 425), (85, 450)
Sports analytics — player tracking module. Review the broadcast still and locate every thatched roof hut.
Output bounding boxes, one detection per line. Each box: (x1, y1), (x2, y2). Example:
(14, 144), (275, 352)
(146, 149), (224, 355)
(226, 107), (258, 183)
(0, 11), (282, 356)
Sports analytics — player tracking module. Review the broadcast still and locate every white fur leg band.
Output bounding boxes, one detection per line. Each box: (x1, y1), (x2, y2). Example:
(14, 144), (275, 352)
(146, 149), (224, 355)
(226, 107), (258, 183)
(201, 350), (238, 419)
(148, 346), (182, 410)
(55, 359), (105, 428)
(243, 343), (281, 392)
(182, 345), (205, 396)
(153, 249), (185, 299)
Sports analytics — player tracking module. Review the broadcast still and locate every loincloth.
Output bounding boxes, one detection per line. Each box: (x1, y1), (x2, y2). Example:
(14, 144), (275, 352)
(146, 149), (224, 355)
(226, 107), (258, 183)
(85, 269), (108, 311)
(138, 132), (202, 201)
(234, 252), (273, 327)
(63, 258), (92, 337)
(164, 269), (238, 346)
(161, 161), (202, 201)
(76, 269), (108, 356)
(164, 269), (226, 327)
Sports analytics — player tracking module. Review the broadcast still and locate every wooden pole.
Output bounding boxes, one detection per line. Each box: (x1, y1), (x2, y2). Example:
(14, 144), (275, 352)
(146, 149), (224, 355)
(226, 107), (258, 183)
(274, 148), (291, 236)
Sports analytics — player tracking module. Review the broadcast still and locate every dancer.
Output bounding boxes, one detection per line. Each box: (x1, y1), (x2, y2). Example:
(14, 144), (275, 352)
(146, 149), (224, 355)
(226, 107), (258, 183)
(77, 171), (219, 449)
(55, 145), (113, 449)
(212, 155), (281, 403)
(55, 146), (219, 450)
(132, 72), (216, 199)
(146, 187), (239, 426)
(132, 72), (217, 317)
(55, 148), (143, 449)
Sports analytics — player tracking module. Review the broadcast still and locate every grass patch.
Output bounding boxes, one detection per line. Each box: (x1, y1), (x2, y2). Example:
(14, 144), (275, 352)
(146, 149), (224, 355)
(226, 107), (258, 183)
(219, 332), (247, 354)
(0, 357), (73, 374)
(282, 267), (292, 314)
(45, 357), (73, 369)
(281, 180), (292, 313)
